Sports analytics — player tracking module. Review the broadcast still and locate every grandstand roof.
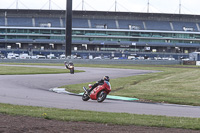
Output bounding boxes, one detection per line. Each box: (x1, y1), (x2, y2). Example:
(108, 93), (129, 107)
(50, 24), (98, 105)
(0, 9), (200, 22)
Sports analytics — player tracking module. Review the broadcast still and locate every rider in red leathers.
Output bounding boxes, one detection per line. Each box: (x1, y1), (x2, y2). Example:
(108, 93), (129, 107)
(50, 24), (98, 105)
(86, 76), (110, 94)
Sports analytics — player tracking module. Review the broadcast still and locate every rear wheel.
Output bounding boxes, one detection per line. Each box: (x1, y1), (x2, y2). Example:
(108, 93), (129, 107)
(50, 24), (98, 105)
(82, 92), (90, 101)
(97, 90), (107, 103)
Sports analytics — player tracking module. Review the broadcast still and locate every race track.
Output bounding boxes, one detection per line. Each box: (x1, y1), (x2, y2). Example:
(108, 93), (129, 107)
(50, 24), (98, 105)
(0, 64), (200, 118)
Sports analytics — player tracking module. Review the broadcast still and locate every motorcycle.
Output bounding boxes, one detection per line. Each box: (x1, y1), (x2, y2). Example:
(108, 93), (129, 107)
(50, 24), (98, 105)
(64, 61), (74, 74)
(82, 81), (111, 102)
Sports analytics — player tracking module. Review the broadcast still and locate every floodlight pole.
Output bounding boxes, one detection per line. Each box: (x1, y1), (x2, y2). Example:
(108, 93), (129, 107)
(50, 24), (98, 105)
(82, 0), (84, 11)
(49, 0), (51, 10)
(16, 0), (18, 9)
(179, 0), (181, 14)
(65, 0), (72, 56)
(115, 0), (117, 12)
(147, 0), (150, 13)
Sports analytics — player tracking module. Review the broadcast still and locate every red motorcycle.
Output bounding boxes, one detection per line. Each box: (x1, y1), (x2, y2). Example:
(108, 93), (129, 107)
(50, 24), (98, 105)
(82, 81), (111, 102)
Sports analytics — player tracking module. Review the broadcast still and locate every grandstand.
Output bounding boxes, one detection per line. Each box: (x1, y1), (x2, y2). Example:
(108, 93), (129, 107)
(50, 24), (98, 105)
(0, 9), (200, 59)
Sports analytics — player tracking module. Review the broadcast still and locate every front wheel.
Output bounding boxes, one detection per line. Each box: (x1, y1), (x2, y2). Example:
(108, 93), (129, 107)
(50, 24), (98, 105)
(82, 92), (90, 101)
(97, 90), (107, 103)
(70, 68), (74, 74)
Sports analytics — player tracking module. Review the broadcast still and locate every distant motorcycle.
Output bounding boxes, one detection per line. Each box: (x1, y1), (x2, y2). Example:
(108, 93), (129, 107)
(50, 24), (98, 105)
(64, 61), (74, 74)
(82, 81), (111, 102)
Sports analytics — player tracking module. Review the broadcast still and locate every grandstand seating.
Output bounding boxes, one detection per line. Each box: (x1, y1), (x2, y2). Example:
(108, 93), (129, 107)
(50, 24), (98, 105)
(145, 20), (172, 31)
(90, 19), (116, 29)
(61, 18), (89, 28)
(117, 19), (144, 30)
(172, 21), (197, 31)
(2, 16), (199, 33)
(2, 9), (200, 60)
(7, 17), (32, 27)
(71, 18), (89, 28)
(0, 17), (5, 26)
(35, 17), (60, 27)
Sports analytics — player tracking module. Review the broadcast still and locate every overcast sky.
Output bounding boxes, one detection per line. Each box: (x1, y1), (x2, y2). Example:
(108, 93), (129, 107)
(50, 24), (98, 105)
(0, 0), (200, 15)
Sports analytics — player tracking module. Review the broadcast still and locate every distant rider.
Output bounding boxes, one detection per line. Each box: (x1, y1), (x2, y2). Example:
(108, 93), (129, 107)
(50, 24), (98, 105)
(64, 61), (74, 69)
(86, 76), (110, 94)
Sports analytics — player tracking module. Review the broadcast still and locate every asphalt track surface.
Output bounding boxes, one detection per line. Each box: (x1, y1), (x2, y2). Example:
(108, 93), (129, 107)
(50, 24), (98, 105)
(1, 64), (200, 118)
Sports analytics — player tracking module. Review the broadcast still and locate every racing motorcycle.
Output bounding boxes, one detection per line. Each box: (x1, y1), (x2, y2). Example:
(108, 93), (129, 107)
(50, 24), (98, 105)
(64, 61), (74, 74)
(82, 81), (111, 102)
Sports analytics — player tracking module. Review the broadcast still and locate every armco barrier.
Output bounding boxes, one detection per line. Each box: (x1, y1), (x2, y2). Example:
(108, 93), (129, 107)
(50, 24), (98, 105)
(0, 59), (181, 65)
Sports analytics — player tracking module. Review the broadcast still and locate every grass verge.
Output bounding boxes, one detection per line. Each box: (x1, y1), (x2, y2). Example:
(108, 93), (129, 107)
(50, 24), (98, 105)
(0, 103), (200, 130)
(61, 64), (200, 106)
(1, 63), (200, 129)
(0, 65), (83, 75)
(1, 63), (200, 105)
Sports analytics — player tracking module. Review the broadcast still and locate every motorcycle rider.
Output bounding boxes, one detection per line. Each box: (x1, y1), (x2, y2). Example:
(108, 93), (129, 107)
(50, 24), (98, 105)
(64, 61), (74, 74)
(86, 76), (110, 95)
(64, 61), (74, 69)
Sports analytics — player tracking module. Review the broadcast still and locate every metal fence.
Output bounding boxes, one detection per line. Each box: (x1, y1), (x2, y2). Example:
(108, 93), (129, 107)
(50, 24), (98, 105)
(0, 59), (181, 65)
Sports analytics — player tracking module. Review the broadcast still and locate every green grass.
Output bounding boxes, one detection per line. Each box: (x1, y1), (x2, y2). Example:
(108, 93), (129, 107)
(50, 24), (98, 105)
(61, 64), (200, 106)
(1, 63), (200, 129)
(1, 63), (200, 105)
(0, 62), (64, 66)
(0, 103), (200, 130)
(0, 66), (83, 75)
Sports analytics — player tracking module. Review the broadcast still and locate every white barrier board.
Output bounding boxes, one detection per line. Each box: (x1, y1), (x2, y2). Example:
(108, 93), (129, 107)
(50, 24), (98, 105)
(196, 61), (200, 66)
